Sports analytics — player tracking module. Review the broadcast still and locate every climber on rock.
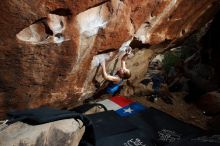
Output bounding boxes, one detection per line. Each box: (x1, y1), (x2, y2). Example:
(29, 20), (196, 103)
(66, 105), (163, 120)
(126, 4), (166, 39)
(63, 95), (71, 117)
(102, 47), (131, 95)
(89, 47), (132, 101)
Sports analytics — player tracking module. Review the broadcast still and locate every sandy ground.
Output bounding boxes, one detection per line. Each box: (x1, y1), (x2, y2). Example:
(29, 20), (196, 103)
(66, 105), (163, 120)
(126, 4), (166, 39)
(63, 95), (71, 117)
(130, 92), (211, 130)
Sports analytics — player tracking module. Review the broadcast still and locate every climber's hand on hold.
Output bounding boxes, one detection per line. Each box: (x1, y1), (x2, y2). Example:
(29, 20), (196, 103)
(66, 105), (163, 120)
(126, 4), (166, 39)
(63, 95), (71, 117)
(125, 47), (132, 55)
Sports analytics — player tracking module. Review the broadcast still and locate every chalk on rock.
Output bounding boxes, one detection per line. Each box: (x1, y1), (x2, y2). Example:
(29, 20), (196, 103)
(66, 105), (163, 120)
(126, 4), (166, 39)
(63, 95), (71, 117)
(91, 53), (110, 68)
(119, 39), (133, 53)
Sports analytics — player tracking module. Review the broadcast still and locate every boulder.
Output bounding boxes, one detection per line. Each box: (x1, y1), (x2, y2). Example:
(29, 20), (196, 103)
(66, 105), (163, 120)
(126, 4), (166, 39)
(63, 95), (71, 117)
(0, 0), (219, 118)
(0, 119), (85, 146)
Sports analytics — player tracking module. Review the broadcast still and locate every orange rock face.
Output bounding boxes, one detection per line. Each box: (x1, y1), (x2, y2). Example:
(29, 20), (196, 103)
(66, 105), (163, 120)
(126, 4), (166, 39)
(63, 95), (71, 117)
(0, 0), (219, 118)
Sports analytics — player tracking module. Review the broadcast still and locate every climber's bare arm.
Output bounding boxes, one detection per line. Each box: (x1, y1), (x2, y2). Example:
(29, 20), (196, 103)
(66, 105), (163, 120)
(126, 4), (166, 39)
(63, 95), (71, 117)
(101, 61), (120, 83)
(121, 47), (131, 69)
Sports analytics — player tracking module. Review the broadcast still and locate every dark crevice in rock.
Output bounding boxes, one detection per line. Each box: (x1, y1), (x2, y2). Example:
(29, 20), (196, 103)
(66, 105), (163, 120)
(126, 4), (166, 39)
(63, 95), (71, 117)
(144, 21), (151, 28)
(150, 12), (154, 18)
(130, 18), (136, 31)
(87, 0), (109, 10)
(181, 29), (186, 35)
(97, 48), (116, 54)
(130, 37), (151, 49)
(106, 2), (114, 14)
(50, 8), (72, 16)
(168, 15), (173, 20)
(30, 18), (54, 36)
(162, 39), (173, 45)
(32, 17), (47, 24)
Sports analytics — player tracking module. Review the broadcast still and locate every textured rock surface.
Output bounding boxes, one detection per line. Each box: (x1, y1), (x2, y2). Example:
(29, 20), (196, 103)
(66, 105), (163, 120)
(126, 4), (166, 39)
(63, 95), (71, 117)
(0, 0), (219, 118)
(0, 119), (85, 146)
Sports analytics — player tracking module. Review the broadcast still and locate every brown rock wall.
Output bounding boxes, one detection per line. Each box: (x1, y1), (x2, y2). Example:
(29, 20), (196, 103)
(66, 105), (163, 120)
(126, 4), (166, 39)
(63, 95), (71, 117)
(0, 0), (219, 118)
